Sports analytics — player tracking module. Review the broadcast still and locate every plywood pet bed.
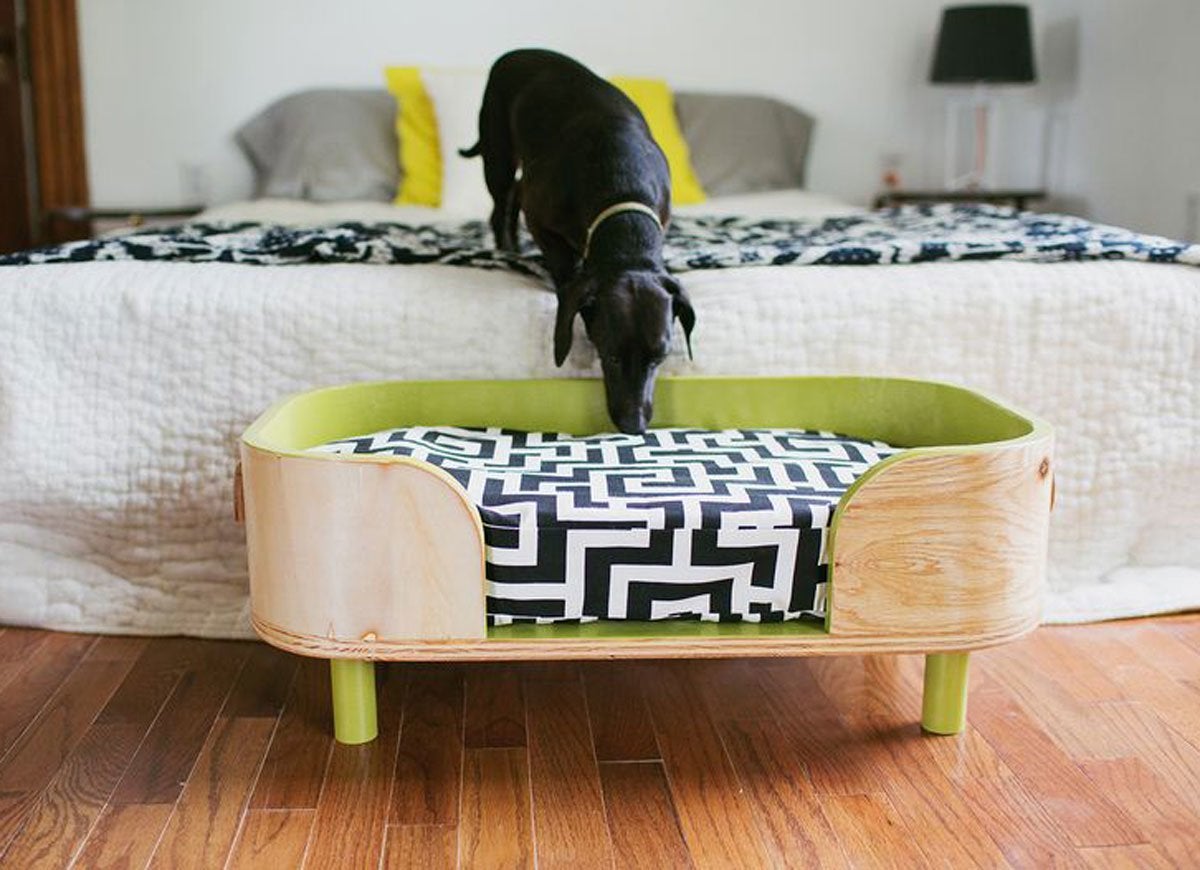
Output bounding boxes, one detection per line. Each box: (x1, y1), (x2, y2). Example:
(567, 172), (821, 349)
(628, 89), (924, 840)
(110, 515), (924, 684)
(237, 376), (1053, 744)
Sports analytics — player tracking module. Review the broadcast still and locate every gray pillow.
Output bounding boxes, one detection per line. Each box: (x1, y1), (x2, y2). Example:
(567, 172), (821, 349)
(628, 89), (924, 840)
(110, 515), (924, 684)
(236, 89), (400, 202)
(674, 92), (815, 196)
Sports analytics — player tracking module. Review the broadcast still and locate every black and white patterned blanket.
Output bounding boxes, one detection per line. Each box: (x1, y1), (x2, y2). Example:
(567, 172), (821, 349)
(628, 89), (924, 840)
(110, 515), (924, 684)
(4, 204), (1198, 275)
(312, 425), (900, 624)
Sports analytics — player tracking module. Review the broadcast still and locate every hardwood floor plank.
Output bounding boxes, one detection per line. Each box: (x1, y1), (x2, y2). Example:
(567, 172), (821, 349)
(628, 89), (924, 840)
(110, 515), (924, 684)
(1025, 693), (1200, 837)
(767, 665), (1010, 870)
(599, 761), (691, 870)
(0, 654), (136, 851)
(755, 662), (887, 795)
(109, 641), (249, 805)
(1158, 616), (1200, 654)
(384, 824), (457, 868)
(459, 748), (533, 870)
(0, 629), (48, 696)
(1079, 756), (1200, 865)
(147, 716), (277, 869)
(980, 646), (1114, 761)
(1, 638), (193, 866)
(1080, 701), (1200, 797)
(227, 809), (314, 870)
(525, 673), (613, 868)
(918, 722), (1009, 783)
(0, 626), (33, 657)
(1077, 637), (1200, 754)
(794, 654), (1014, 870)
(867, 722), (1011, 869)
(520, 661), (581, 682)
(990, 631), (1200, 762)
(84, 636), (149, 663)
(221, 643), (297, 718)
(1129, 623), (1200, 681)
(0, 632), (94, 762)
(804, 654), (922, 726)
(1017, 629), (1127, 703)
(584, 663), (660, 762)
(391, 664), (464, 825)
(969, 682), (1143, 847)
(0, 656), (134, 790)
(717, 718), (848, 869)
(93, 637), (199, 726)
(804, 652), (1007, 783)
(1076, 844), (1175, 869)
(642, 665), (773, 868)
(72, 803), (174, 869)
(0, 721), (144, 867)
(823, 793), (930, 870)
(0, 627), (42, 659)
(684, 658), (775, 721)
(956, 774), (1085, 869)
(305, 663), (403, 870)
(249, 657), (333, 810)
(464, 663), (525, 749)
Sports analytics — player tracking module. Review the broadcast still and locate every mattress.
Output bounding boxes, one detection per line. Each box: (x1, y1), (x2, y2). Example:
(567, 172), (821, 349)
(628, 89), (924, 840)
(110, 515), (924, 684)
(310, 425), (899, 624)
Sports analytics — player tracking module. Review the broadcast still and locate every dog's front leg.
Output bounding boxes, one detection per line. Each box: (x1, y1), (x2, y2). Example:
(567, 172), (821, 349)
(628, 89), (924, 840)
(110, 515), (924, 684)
(526, 219), (580, 288)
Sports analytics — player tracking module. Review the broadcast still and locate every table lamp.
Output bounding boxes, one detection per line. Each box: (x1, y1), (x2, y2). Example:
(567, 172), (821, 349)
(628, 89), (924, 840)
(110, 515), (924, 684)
(931, 4), (1036, 189)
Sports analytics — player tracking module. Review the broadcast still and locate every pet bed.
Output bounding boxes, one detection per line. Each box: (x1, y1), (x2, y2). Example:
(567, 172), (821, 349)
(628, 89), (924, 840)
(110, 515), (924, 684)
(237, 376), (1053, 744)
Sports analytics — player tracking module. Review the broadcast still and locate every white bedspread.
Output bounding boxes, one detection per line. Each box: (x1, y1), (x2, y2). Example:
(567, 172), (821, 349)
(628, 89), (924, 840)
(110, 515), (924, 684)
(1, 193), (1197, 636)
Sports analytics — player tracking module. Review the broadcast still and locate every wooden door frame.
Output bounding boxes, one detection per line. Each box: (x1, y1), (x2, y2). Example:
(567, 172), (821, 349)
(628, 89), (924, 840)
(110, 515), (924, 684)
(25, 0), (89, 244)
(0, 0), (34, 253)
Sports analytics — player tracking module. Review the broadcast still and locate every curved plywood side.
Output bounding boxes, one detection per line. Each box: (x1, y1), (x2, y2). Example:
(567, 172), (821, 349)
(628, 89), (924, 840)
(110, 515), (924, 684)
(241, 444), (487, 649)
(827, 432), (1054, 647)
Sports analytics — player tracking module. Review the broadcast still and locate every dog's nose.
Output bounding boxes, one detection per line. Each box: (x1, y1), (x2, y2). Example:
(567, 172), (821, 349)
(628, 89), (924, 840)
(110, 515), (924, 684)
(615, 408), (648, 435)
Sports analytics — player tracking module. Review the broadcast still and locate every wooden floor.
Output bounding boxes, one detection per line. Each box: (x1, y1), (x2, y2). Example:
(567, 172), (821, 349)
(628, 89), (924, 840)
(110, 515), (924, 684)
(0, 618), (1198, 869)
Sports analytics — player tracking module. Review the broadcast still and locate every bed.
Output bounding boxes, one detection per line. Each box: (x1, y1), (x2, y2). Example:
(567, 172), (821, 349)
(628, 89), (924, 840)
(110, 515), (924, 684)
(0, 87), (1197, 639)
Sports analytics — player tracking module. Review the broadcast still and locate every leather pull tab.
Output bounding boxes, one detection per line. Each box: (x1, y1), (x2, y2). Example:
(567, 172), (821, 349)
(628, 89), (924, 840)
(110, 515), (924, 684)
(233, 462), (245, 524)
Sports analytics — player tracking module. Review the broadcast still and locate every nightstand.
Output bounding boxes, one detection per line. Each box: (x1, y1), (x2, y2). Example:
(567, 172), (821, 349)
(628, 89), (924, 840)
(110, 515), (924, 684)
(44, 205), (205, 240)
(873, 189), (1046, 210)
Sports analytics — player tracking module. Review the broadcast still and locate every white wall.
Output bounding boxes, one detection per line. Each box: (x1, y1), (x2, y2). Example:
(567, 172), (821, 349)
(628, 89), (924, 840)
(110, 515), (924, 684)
(77, 0), (1200, 238)
(1046, 0), (1200, 239)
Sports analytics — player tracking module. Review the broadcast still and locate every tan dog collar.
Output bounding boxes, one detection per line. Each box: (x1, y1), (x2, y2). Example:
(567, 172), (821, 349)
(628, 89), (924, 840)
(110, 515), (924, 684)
(583, 201), (664, 260)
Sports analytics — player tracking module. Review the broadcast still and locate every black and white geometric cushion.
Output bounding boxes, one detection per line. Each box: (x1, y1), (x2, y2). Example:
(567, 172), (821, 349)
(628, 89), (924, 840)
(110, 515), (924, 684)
(310, 427), (899, 625)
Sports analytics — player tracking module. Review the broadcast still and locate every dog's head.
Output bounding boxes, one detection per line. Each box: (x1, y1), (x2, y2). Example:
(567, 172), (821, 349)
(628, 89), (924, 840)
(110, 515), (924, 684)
(555, 270), (695, 434)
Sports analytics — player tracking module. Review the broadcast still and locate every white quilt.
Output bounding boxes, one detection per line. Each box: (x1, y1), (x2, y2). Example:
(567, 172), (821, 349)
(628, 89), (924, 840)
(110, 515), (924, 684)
(1, 193), (1198, 637)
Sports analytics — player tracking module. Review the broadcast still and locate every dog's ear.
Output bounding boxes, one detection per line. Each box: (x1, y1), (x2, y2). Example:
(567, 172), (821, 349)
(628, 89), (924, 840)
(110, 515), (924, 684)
(554, 276), (595, 366)
(664, 276), (696, 360)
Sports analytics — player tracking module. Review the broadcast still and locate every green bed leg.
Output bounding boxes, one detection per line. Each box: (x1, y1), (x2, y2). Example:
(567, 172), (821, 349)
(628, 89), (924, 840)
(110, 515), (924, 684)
(330, 659), (378, 745)
(922, 652), (970, 735)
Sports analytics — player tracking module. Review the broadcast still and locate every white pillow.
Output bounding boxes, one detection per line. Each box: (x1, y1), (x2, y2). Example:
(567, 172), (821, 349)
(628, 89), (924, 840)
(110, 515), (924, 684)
(420, 69), (492, 218)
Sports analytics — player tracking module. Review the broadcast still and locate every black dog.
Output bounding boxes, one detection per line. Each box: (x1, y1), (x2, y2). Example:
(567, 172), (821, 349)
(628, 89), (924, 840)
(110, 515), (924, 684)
(461, 48), (695, 434)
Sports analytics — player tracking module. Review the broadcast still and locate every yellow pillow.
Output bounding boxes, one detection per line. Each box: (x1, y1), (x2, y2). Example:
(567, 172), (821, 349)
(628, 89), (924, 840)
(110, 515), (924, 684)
(384, 67), (441, 206)
(610, 76), (707, 205)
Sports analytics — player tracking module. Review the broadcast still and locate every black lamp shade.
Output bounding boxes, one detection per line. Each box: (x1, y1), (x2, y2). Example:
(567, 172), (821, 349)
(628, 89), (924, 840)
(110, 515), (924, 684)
(931, 4), (1036, 84)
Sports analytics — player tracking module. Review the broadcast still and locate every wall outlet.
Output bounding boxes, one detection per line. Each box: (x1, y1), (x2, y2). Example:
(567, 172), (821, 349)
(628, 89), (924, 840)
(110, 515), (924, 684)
(879, 151), (904, 190)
